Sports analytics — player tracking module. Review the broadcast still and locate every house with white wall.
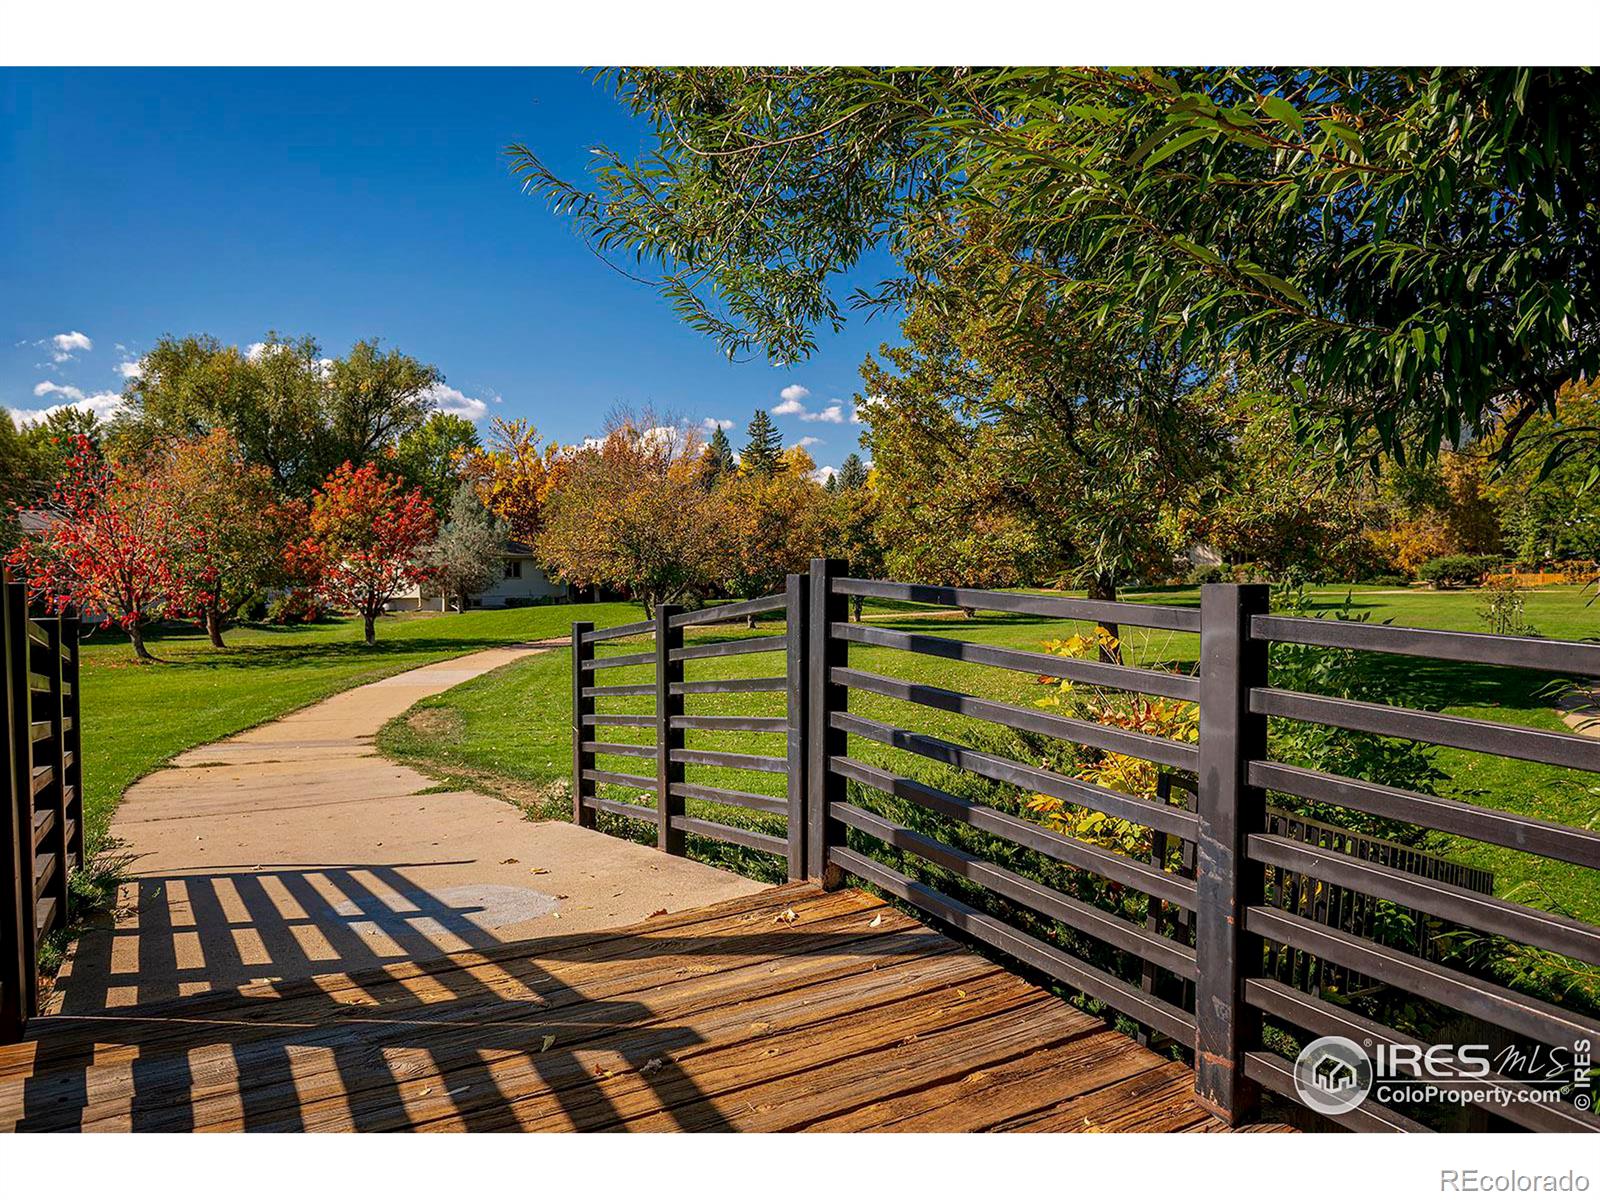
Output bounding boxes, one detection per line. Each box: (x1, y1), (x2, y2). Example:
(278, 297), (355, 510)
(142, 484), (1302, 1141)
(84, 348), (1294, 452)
(387, 540), (570, 611)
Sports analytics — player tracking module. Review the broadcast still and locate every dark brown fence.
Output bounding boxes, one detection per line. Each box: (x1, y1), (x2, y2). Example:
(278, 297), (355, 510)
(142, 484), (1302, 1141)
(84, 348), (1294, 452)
(578, 562), (1600, 1133)
(571, 580), (806, 878)
(1, 575), (83, 1040)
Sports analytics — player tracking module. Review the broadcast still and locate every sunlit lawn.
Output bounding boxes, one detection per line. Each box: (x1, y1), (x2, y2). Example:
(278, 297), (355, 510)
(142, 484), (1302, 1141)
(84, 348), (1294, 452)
(78, 601), (639, 850)
(379, 585), (1600, 915)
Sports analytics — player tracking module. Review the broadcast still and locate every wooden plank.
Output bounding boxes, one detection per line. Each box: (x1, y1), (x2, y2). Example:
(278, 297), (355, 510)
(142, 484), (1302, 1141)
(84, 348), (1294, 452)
(0, 886), (1278, 1135)
(6, 890), (911, 1129)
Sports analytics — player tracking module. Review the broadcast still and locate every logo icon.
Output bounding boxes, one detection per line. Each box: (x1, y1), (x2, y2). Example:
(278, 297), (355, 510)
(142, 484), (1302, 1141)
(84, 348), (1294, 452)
(1293, 1035), (1373, 1115)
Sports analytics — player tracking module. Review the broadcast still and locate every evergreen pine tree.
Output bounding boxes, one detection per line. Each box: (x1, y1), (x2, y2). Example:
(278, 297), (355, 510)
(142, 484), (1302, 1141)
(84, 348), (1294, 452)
(741, 409), (783, 476)
(702, 425), (737, 489)
(837, 452), (869, 490)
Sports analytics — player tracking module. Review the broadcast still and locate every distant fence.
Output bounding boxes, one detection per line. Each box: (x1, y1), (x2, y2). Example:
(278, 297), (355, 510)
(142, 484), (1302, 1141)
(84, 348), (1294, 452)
(577, 563), (1600, 1133)
(571, 583), (805, 878)
(1, 574), (84, 1040)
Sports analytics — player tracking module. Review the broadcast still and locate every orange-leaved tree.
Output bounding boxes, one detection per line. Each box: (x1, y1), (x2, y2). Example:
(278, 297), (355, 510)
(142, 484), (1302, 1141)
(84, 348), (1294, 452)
(156, 430), (304, 648)
(455, 417), (560, 546)
(294, 461), (436, 645)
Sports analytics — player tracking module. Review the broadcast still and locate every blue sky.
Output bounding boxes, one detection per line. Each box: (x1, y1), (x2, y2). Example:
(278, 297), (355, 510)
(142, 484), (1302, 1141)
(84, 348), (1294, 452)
(0, 68), (893, 472)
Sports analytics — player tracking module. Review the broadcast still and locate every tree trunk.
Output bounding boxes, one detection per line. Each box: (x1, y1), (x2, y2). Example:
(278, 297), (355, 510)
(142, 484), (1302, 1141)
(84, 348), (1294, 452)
(363, 611), (377, 646)
(205, 605), (226, 649)
(851, 595), (865, 622)
(1087, 574), (1122, 664)
(128, 623), (154, 662)
(958, 606), (976, 620)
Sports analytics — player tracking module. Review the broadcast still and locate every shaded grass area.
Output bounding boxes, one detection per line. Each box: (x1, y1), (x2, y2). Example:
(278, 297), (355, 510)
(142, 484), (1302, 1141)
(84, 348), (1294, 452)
(77, 602), (639, 853)
(378, 585), (1600, 922)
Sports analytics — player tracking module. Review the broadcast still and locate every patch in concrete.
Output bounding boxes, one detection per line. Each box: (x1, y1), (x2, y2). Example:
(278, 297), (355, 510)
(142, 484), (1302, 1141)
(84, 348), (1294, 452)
(329, 883), (560, 936)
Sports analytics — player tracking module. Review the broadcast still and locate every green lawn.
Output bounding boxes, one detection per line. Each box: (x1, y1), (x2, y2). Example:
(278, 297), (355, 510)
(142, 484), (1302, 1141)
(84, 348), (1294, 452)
(377, 585), (1600, 918)
(78, 601), (638, 852)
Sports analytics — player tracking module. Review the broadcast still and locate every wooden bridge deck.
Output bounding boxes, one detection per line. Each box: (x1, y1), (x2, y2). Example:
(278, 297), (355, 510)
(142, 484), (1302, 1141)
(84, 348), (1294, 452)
(0, 884), (1295, 1132)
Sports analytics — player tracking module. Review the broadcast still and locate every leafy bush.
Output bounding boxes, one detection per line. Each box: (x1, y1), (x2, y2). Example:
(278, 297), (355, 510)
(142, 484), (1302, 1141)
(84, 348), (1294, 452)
(1186, 563), (1230, 585)
(1358, 573), (1410, 587)
(1417, 554), (1500, 588)
(267, 587), (324, 625)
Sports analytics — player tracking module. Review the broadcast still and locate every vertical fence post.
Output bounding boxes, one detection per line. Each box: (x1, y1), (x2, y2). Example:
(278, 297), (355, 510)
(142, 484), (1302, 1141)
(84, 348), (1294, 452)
(655, 604), (684, 855)
(571, 621), (595, 828)
(806, 558), (848, 888)
(784, 573), (808, 882)
(41, 617), (68, 922)
(0, 577), (33, 1039)
(1194, 582), (1270, 1124)
(2, 578), (37, 1026)
(61, 610), (83, 872)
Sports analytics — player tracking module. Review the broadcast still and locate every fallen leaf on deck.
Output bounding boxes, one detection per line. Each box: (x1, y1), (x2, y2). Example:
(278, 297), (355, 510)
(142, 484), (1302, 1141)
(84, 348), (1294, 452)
(540, 1035), (557, 1052)
(868, 913), (883, 928)
(639, 1057), (665, 1075)
(774, 907), (798, 925)
(531, 867), (549, 875)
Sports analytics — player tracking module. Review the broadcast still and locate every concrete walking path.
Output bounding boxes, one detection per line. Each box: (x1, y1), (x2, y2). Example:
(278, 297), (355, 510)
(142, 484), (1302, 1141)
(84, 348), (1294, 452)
(51, 644), (764, 1014)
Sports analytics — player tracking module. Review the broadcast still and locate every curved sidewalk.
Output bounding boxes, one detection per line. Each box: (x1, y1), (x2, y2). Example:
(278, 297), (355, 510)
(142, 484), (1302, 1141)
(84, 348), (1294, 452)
(51, 645), (764, 1015)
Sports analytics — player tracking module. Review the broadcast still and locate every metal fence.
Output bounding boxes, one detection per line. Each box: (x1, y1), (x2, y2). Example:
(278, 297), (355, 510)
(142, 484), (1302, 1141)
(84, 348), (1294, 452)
(571, 581), (806, 878)
(1, 575), (84, 1040)
(575, 564), (1600, 1133)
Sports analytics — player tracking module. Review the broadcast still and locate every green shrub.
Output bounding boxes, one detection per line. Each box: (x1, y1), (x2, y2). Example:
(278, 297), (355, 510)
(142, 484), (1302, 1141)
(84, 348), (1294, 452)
(1186, 563), (1231, 585)
(1417, 554), (1500, 588)
(1359, 573), (1410, 587)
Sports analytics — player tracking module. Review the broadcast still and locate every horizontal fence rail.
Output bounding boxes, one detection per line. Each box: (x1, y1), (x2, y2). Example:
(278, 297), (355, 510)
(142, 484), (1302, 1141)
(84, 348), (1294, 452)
(572, 586), (804, 880)
(569, 564), (1600, 1133)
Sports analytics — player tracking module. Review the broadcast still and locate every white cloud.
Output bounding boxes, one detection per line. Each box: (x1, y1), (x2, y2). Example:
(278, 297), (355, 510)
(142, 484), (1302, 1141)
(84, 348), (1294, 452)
(421, 383), (491, 421)
(701, 417), (733, 432)
(11, 390), (126, 428)
(117, 359), (143, 380)
(852, 396), (883, 424)
(813, 465), (838, 484)
(245, 342), (268, 361)
(34, 381), (85, 401)
(774, 391), (847, 423)
(793, 436), (822, 448)
(50, 331), (92, 362)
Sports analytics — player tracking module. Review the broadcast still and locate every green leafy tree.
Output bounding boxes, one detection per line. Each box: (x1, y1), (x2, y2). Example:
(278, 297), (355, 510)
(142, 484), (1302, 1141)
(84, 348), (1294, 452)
(396, 412), (481, 511)
(741, 409), (782, 476)
(513, 67), (1600, 462)
(119, 333), (445, 496)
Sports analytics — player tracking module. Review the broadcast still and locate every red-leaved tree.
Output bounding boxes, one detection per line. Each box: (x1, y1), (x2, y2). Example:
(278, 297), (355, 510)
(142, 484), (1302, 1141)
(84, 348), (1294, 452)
(294, 461), (436, 645)
(8, 436), (181, 660)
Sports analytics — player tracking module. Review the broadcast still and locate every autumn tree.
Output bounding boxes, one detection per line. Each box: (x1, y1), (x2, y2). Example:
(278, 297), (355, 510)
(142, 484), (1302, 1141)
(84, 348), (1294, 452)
(9, 436), (180, 660)
(710, 448), (830, 617)
(741, 410), (782, 476)
(824, 459), (884, 621)
(538, 413), (712, 616)
(156, 431), (303, 647)
(456, 417), (557, 545)
(423, 484), (509, 611)
(296, 461), (437, 645)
